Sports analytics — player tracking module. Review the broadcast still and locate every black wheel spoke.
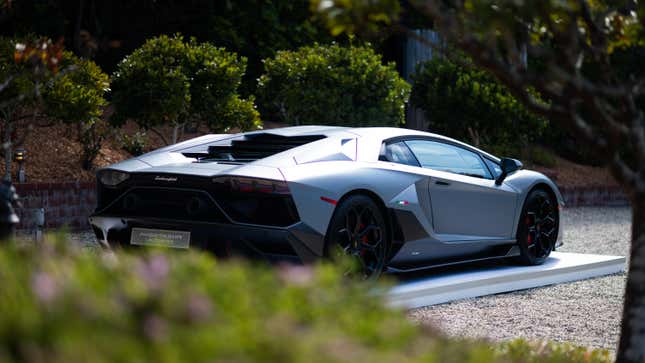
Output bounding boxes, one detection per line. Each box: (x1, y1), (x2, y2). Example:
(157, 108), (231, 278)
(344, 212), (354, 238)
(541, 228), (555, 238)
(523, 196), (558, 260)
(361, 241), (379, 253)
(356, 224), (381, 241)
(541, 215), (555, 225)
(338, 227), (352, 243)
(330, 199), (388, 279)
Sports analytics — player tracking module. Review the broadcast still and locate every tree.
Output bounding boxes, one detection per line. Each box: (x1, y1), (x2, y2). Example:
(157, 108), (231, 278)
(0, 37), (109, 175)
(0, 0), (335, 93)
(410, 57), (548, 156)
(258, 43), (410, 126)
(0, 36), (63, 180)
(111, 34), (261, 145)
(42, 51), (109, 170)
(313, 1), (645, 362)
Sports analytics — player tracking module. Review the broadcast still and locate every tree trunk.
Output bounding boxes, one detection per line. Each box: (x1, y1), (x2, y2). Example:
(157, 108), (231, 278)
(171, 123), (184, 145)
(73, 0), (85, 54)
(617, 192), (645, 363)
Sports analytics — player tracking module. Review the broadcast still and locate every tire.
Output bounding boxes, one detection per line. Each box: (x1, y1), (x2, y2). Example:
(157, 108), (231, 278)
(325, 195), (389, 279)
(516, 189), (559, 265)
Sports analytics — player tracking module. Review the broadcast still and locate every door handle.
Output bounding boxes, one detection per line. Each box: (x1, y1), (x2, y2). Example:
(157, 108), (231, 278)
(435, 180), (450, 186)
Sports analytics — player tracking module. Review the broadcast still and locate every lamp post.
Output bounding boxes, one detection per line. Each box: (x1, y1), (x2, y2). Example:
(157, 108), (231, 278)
(14, 148), (25, 183)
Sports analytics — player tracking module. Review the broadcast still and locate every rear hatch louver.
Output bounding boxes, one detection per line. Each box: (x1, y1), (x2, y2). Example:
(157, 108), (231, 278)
(183, 133), (325, 163)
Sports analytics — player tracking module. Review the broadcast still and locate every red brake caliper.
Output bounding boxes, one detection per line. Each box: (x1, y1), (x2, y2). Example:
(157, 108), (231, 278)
(525, 215), (534, 246)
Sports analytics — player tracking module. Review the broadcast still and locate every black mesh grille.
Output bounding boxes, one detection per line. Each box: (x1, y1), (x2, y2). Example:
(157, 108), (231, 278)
(103, 188), (228, 223)
(211, 191), (299, 227)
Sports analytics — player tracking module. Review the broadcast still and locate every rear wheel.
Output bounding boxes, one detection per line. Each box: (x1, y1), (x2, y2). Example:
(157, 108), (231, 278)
(325, 195), (389, 279)
(516, 189), (559, 265)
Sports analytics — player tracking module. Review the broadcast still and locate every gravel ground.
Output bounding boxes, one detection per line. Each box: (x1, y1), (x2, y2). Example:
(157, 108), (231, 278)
(409, 206), (631, 353)
(71, 207), (632, 352)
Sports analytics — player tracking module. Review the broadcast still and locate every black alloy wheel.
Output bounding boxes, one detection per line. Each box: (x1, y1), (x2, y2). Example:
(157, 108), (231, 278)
(325, 195), (389, 279)
(516, 189), (559, 265)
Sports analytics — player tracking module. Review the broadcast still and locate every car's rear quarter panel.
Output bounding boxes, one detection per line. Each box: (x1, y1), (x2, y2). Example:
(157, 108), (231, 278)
(281, 161), (426, 236)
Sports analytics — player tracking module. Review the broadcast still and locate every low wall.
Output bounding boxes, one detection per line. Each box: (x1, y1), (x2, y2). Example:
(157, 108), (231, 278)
(559, 186), (628, 207)
(16, 182), (96, 230)
(11, 182), (629, 230)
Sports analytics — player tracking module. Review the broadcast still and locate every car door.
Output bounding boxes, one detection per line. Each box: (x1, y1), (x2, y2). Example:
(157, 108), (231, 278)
(404, 139), (519, 241)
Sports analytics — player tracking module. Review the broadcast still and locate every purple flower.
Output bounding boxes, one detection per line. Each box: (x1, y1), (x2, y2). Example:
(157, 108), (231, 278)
(137, 255), (169, 292)
(186, 293), (212, 322)
(32, 272), (58, 303)
(278, 264), (314, 286)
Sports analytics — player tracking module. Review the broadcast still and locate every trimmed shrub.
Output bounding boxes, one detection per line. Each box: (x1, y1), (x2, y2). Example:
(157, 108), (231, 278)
(43, 51), (109, 124)
(42, 51), (110, 169)
(111, 34), (261, 144)
(0, 237), (612, 363)
(410, 58), (548, 157)
(258, 43), (410, 126)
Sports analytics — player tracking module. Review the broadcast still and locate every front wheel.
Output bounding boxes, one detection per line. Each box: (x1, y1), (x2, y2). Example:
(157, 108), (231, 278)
(516, 189), (559, 265)
(325, 195), (389, 279)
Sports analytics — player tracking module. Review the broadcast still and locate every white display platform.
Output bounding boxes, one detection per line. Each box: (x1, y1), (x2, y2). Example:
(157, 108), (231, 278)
(388, 252), (626, 309)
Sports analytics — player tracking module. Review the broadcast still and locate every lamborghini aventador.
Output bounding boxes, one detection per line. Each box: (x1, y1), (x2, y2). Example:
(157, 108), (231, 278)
(90, 126), (563, 276)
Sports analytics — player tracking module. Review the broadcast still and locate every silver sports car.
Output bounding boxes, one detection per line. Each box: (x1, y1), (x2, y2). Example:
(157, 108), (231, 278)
(90, 126), (563, 276)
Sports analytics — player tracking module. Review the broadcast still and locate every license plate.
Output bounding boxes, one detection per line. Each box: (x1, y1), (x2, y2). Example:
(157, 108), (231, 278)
(130, 228), (191, 249)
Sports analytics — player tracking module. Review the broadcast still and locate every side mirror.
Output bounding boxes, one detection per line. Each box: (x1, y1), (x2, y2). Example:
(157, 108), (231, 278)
(495, 158), (523, 185)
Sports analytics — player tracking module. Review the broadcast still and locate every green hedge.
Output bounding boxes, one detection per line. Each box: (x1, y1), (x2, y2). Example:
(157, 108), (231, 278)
(111, 34), (261, 136)
(0, 237), (611, 363)
(258, 43), (410, 127)
(410, 58), (547, 158)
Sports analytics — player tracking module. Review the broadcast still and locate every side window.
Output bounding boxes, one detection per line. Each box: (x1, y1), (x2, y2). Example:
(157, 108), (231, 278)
(379, 142), (419, 167)
(484, 158), (502, 178)
(404, 140), (492, 179)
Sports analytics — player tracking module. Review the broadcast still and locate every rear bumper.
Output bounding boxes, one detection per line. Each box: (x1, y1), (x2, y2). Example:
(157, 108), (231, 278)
(88, 214), (325, 264)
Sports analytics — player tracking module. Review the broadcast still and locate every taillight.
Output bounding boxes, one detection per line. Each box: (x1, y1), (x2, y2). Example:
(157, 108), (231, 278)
(212, 176), (290, 195)
(98, 169), (130, 187)
(210, 176), (298, 227)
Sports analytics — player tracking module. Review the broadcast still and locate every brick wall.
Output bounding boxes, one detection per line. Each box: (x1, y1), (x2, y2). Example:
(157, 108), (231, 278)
(16, 182), (96, 230)
(559, 186), (628, 207)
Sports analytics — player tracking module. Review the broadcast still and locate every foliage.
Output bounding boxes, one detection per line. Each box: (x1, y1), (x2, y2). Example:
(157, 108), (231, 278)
(258, 43), (410, 126)
(120, 131), (147, 157)
(0, 37), (108, 174)
(42, 51), (108, 124)
(111, 34), (260, 144)
(0, 237), (612, 363)
(0, 36), (63, 113)
(200, 0), (336, 93)
(0, 0), (335, 93)
(312, 0), (401, 36)
(410, 57), (548, 157)
(526, 147), (557, 168)
(41, 51), (110, 170)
